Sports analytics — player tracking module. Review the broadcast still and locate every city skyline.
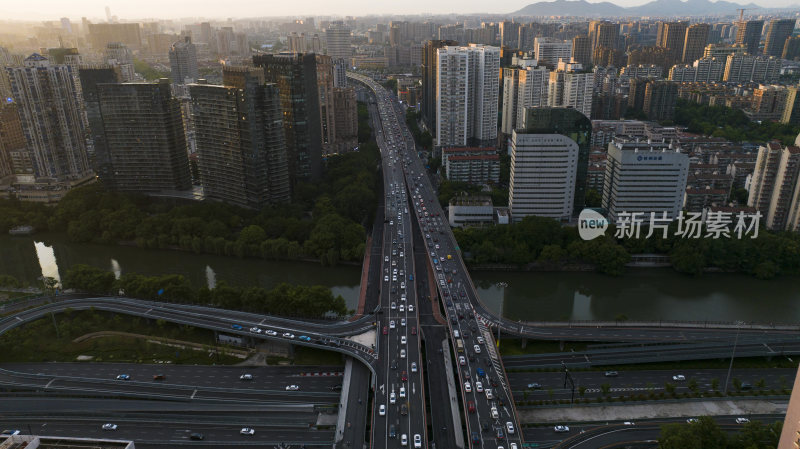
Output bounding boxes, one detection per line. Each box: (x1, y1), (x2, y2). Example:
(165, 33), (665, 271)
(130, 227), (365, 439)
(2, 0), (793, 21)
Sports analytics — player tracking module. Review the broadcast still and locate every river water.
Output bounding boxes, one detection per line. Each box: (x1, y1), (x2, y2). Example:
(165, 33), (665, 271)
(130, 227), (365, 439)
(2, 235), (798, 323)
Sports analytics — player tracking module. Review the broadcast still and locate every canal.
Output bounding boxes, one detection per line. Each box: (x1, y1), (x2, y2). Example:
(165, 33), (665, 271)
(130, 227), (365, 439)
(2, 235), (798, 323)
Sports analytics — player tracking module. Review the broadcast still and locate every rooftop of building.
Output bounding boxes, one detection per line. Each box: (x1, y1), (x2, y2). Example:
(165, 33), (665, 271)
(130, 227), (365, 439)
(685, 188), (729, 194)
(442, 147), (497, 153)
(449, 195), (493, 207)
(448, 154), (499, 161)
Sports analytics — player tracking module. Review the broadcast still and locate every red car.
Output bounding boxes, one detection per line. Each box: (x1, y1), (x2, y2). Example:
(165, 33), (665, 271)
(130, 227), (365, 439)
(383, 326), (388, 335)
(468, 401), (475, 413)
(411, 327), (417, 335)
(401, 371), (408, 381)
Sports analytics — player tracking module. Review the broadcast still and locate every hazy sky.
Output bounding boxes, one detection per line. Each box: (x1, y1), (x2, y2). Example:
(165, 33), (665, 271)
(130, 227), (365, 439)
(3, 0), (771, 21)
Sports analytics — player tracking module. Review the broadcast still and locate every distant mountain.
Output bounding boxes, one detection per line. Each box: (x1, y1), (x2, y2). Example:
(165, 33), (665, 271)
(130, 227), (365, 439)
(514, 0), (626, 16)
(513, 0), (763, 17)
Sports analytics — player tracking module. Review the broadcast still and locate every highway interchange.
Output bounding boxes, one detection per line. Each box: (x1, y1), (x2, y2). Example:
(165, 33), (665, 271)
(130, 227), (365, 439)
(0, 73), (795, 448)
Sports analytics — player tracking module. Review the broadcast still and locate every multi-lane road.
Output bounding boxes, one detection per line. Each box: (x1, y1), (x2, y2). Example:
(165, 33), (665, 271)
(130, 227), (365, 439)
(368, 87), (427, 448)
(508, 368), (796, 401)
(0, 398), (332, 448)
(352, 72), (524, 449)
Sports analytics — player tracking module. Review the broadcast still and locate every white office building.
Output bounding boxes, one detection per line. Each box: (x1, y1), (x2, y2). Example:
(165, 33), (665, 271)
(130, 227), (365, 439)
(547, 61), (594, 119)
(501, 65), (548, 135)
(533, 37), (572, 65)
(436, 44), (500, 147)
(509, 132), (580, 222)
(602, 138), (689, 222)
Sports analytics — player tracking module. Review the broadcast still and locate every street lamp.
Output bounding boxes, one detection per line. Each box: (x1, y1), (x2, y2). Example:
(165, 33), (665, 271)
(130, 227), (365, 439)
(723, 321), (744, 395)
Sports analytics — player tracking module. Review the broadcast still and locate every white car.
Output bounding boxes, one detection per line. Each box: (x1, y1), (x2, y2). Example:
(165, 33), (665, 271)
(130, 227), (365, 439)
(285, 385), (300, 391)
(477, 336), (484, 344)
(485, 388), (493, 399)
(250, 327), (262, 334)
(240, 374), (253, 380)
(506, 421), (515, 434)
(399, 304), (405, 312)
(408, 304), (414, 312)
(401, 336), (407, 345)
(385, 256), (389, 262)
(414, 434), (422, 448)
(390, 392), (397, 404)
(474, 345), (481, 354)
(379, 404), (386, 416)
(401, 434), (408, 446)
(240, 427), (255, 435)
(736, 417), (750, 424)
(265, 330), (277, 336)
(400, 349), (406, 358)
(390, 320), (396, 329)
(400, 386), (406, 398)
(475, 381), (483, 393)
(411, 362), (417, 372)
(464, 382), (472, 392)
(391, 302), (397, 310)
(672, 374), (686, 381)
(401, 318), (407, 327)
(102, 424), (118, 431)
(554, 425), (570, 433)
(459, 356), (466, 366)
(283, 333), (295, 339)
(384, 275), (389, 282)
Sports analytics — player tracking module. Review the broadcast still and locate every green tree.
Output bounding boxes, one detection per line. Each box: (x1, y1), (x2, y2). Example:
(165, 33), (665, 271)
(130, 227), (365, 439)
(63, 265), (116, 294)
(600, 383), (611, 396)
(659, 416), (728, 449)
(238, 225), (267, 246)
(664, 382), (676, 396)
(687, 378), (699, 395)
(585, 189), (602, 208)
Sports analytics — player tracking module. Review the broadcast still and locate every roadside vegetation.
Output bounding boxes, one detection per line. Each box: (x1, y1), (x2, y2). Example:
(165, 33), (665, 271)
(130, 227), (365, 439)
(660, 416), (781, 449)
(62, 264), (348, 319)
(454, 215), (800, 279)
(0, 309), (242, 364)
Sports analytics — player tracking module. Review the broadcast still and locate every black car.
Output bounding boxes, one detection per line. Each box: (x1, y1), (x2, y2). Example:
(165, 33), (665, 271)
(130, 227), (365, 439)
(389, 425), (397, 438)
(330, 384), (343, 391)
(481, 421), (490, 432)
(190, 433), (204, 440)
(496, 428), (505, 440)
(471, 432), (480, 444)
(391, 360), (397, 370)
